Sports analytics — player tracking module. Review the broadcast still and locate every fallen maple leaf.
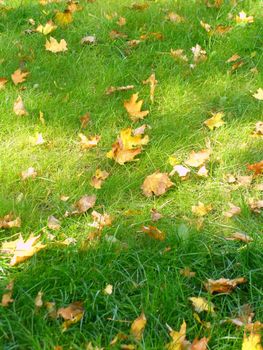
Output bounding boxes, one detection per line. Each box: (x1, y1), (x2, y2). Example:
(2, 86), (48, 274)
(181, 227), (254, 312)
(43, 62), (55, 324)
(191, 44), (207, 64)
(253, 88), (263, 101)
(205, 277), (247, 294)
(1, 281), (14, 307)
(141, 225), (165, 241)
(236, 11), (254, 25)
(36, 20), (57, 35)
(117, 17), (126, 26)
(104, 284), (113, 295)
(192, 202), (212, 216)
(248, 199), (263, 213)
(204, 112), (225, 130)
(47, 216), (61, 230)
(200, 20), (211, 32)
(223, 203), (241, 218)
(242, 333), (263, 350)
(170, 49), (188, 62)
(0, 213), (21, 229)
(197, 165), (209, 178)
(124, 93), (149, 122)
(107, 127), (149, 164)
(189, 297), (215, 313)
(1, 234), (46, 266)
(74, 195), (96, 214)
(45, 37), (68, 53)
(106, 85), (134, 95)
(13, 96), (28, 116)
(130, 312), (147, 340)
(11, 69), (29, 85)
(57, 301), (84, 331)
(35, 291), (44, 308)
(80, 113), (90, 128)
(55, 9), (73, 25)
(191, 338), (209, 350)
(151, 208), (163, 222)
(166, 321), (187, 350)
(21, 167), (37, 180)
(90, 169), (109, 189)
(89, 210), (112, 230)
(166, 12), (185, 23)
(252, 122), (263, 137)
(78, 134), (100, 150)
(141, 172), (173, 197)
(169, 164), (190, 178)
(143, 73), (157, 103)
(0, 77), (8, 89)
(180, 267), (196, 278)
(185, 149), (210, 168)
(247, 160), (263, 175)
(109, 30), (127, 40)
(226, 54), (240, 63)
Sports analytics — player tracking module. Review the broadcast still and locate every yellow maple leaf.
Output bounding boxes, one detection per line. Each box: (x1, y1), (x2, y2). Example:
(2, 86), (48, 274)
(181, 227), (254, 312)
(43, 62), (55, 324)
(45, 37), (68, 53)
(143, 73), (158, 103)
(189, 297), (215, 313)
(55, 9), (73, 25)
(11, 69), (29, 85)
(242, 333), (263, 350)
(185, 149), (210, 168)
(36, 20), (57, 35)
(253, 88), (263, 101)
(204, 112), (225, 130)
(141, 172), (173, 197)
(124, 93), (149, 122)
(192, 202), (212, 216)
(130, 312), (147, 340)
(236, 11), (254, 24)
(166, 321), (187, 350)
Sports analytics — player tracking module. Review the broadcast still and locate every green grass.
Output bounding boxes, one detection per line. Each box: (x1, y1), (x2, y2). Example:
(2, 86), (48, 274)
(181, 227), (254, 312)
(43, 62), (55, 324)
(0, 0), (262, 349)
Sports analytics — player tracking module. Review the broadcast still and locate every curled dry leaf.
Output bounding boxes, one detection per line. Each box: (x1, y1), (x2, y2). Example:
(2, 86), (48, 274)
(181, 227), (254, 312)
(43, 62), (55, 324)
(191, 44), (207, 64)
(204, 112), (225, 130)
(11, 69), (29, 85)
(90, 169), (109, 189)
(0, 77), (8, 89)
(80, 113), (90, 129)
(45, 301), (57, 318)
(74, 195), (96, 214)
(140, 32), (163, 41)
(248, 199), (263, 213)
(78, 134), (100, 150)
(141, 172), (173, 197)
(1, 234), (45, 266)
(143, 73), (157, 103)
(189, 297), (215, 313)
(13, 96), (28, 116)
(200, 20), (211, 32)
(107, 127), (149, 165)
(127, 39), (141, 47)
(247, 160), (263, 176)
(81, 35), (96, 45)
(192, 202), (212, 217)
(57, 301), (84, 331)
(1, 280), (14, 307)
(223, 203), (241, 218)
(151, 208), (163, 222)
(89, 210), (112, 230)
(170, 48), (188, 62)
(45, 37), (68, 53)
(36, 20), (57, 35)
(253, 88), (263, 101)
(0, 213), (21, 229)
(124, 93), (149, 122)
(21, 167), (37, 180)
(106, 85), (134, 95)
(205, 277), (247, 294)
(185, 149), (210, 168)
(226, 232), (253, 243)
(169, 164), (190, 178)
(47, 216), (61, 230)
(226, 54), (240, 63)
(130, 312), (147, 340)
(141, 225), (165, 241)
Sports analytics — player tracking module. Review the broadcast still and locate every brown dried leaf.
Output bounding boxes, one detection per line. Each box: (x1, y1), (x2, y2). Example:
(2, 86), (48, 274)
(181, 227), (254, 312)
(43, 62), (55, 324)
(109, 30), (127, 40)
(248, 199), (263, 213)
(192, 202), (212, 217)
(166, 12), (185, 23)
(180, 267), (196, 278)
(0, 77), (8, 89)
(1, 281), (14, 307)
(205, 277), (247, 294)
(226, 54), (240, 63)
(13, 96), (28, 116)
(143, 73), (157, 103)
(78, 134), (100, 150)
(185, 149), (210, 168)
(117, 17), (126, 26)
(141, 172), (173, 197)
(80, 113), (90, 129)
(45, 37), (68, 53)
(223, 203), (241, 218)
(89, 210), (112, 230)
(226, 232), (253, 243)
(74, 195), (96, 214)
(90, 169), (109, 189)
(247, 160), (263, 175)
(57, 301), (84, 331)
(252, 122), (263, 137)
(47, 216), (61, 230)
(130, 312), (147, 340)
(141, 225), (165, 241)
(170, 48), (188, 62)
(106, 85), (134, 95)
(35, 291), (44, 308)
(150, 208), (163, 222)
(0, 213), (21, 229)
(124, 93), (149, 122)
(11, 69), (29, 85)
(21, 167), (37, 180)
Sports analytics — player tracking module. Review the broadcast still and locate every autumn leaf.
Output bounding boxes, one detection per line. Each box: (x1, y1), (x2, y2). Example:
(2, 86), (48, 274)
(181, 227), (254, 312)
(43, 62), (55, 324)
(185, 149), (210, 168)
(11, 69), (29, 85)
(81, 35), (96, 45)
(117, 17), (126, 26)
(0, 213), (21, 229)
(90, 169), (109, 189)
(143, 73), (157, 103)
(35, 291), (44, 309)
(170, 49), (188, 62)
(1, 234), (46, 266)
(223, 203), (241, 218)
(21, 167), (37, 180)
(45, 37), (68, 53)
(141, 225), (165, 241)
(55, 10), (73, 25)
(78, 134), (100, 150)
(192, 202), (212, 217)
(169, 165), (190, 179)
(191, 44), (207, 64)
(166, 321), (187, 350)
(141, 172), (173, 197)
(200, 20), (211, 32)
(109, 30), (127, 40)
(226, 232), (253, 243)
(29, 132), (45, 146)
(151, 208), (163, 222)
(131, 3), (149, 10)
(106, 85), (134, 95)
(189, 297), (215, 313)
(13, 95), (28, 116)
(89, 210), (112, 230)
(36, 20), (57, 35)
(253, 88), (263, 101)
(180, 267), (196, 278)
(107, 127), (149, 164)
(197, 165), (209, 178)
(124, 93), (149, 122)
(47, 216), (61, 230)
(130, 312), (147, 340)
(204, 112), (225, 130)
(247, 160), (263, 175)
(1, 281), (14, 307)
(57, 301), (84, 331)
(166, 12), (185, 23)
(248, 199), (263, 213)
(0, 77), (8, 89)
(242, 333), (263, 350)
(252, 122), (263, 137)
(74, 195), (96, 214)
(205, 277), (247, 294)
(80, 113), (90, 128)
(226, 54), (240, 63)
(236, 11), (254, 25)
(103, 284), (113, 295)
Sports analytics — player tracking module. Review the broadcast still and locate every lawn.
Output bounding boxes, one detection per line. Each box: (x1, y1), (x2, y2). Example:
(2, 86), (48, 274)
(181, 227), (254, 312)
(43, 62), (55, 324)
(0, 0), (262, 349)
